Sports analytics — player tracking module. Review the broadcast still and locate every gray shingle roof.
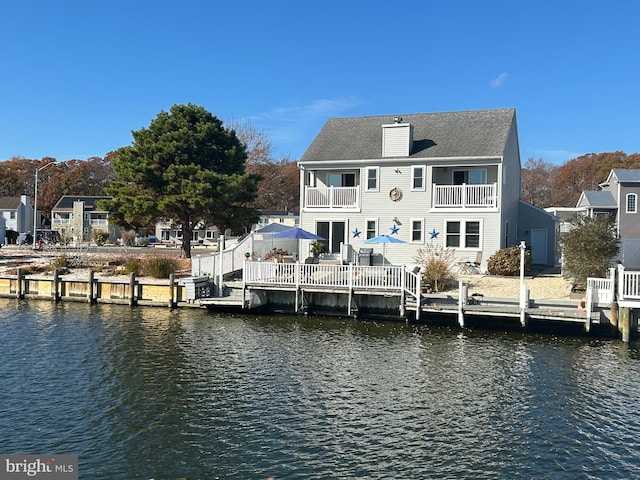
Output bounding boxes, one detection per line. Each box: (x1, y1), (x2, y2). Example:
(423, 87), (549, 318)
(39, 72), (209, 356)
(582, 191), (617, 207)
(52, 196), (111, 211)
(612, 169), (640, 182)
(300, 108), (516, 162)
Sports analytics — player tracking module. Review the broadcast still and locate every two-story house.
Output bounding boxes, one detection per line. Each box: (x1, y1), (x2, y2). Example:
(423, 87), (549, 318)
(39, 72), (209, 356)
(51, 196), (117, 244)
(0, 195), (34, 239)
(298, 108), (555, 269)
(576, 168), (640, 267)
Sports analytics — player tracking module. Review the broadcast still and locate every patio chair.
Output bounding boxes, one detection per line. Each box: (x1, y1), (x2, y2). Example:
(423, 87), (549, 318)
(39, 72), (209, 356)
(458, 251), (482, 274)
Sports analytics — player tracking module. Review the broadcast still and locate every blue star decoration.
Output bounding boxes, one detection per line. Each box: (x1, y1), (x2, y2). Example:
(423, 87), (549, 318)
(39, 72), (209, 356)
(352, 228), (361, 238)
(429, 228), (439, 239)
(390, 224), (400, 235)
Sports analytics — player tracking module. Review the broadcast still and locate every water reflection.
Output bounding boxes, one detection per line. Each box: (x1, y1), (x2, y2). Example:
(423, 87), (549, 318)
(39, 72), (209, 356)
(0, 300), (638, 479)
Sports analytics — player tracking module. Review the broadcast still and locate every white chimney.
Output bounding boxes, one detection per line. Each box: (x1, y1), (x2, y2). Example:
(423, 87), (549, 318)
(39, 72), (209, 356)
(382, 120), (413, 157)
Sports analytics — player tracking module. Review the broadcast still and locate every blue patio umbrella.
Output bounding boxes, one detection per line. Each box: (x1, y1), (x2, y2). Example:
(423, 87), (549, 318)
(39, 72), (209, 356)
(273, 227), (326, 260)
(364, 234), (407, 265)
(272, 227), (325, 240)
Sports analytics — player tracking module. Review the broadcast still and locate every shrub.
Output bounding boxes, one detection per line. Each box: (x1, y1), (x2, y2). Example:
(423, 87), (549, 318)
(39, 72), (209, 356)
(123, 258), (142, 275)
(414, 244), (457, 292)
(487, 246), (531, 276)
(51, 254), (69, 269)
(93, 230), (109, 246)
(121, 230), (137, 247)
(141, 255), (179, 279)
(561, 216), (619, 285)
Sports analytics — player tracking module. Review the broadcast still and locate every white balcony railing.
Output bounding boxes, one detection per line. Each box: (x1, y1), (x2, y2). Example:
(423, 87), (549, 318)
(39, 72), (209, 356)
(304, 186), (359, 209)
(433, 183), (497, 208)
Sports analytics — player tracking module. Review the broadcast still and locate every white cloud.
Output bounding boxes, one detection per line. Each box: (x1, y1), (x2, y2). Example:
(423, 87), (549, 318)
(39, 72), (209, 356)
(490, 72), (508, 88)
(245, 96), (364, 158)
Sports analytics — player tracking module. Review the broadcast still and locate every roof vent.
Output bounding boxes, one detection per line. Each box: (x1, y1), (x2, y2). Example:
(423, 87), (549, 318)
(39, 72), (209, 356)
(382, 120), (413, 157)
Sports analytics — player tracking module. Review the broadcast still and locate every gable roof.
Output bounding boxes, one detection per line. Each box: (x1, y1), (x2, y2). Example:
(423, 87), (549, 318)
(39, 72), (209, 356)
(300, 108), (516, 162)
(0, 196), (25, 210)
(611, 169), (640, 183)
(52, 196), (111, 211)
(579, 191), (617, 208)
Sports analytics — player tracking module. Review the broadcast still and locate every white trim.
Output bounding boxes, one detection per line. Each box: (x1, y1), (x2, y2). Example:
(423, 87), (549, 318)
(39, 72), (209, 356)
(365, 218), (378, 239)
(626, 193), (637, 213)
(410, 218), (424, 243)
(411, 165), (426, 191)
(365, 166), (380, 192)
(444, 218), (483, 249)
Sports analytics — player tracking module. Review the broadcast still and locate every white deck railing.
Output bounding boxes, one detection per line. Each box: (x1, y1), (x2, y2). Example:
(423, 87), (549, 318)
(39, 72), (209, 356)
(244, 262), (403, 289)
(304, 186), (359, 209)
(587, 270), (614, 305)
(618, 265), (640, 301)
(433, 183), (497, 208)
(244, 261), (421, 306)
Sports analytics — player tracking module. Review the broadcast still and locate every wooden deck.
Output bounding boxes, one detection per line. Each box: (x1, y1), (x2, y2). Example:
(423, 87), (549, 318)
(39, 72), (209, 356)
(199, 262), (610, 332)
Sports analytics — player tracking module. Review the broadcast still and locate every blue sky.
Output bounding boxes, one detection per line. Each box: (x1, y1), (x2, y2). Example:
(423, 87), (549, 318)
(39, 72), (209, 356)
(1, 1), (639, 164)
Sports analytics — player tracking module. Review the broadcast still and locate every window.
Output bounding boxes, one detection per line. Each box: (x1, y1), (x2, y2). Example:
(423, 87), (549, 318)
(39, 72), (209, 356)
(316, 221), (346, 253)
(175, 230), (183, 239)
(205, 230), (215, 239)
(328, 172), (356, 187)
(410, 219), (423, 242)
(10, 211), (15, 219)
(161, 231), (170, 241)
(446, 222), (460, 247)
(365, 219), (377, 239)
(465, 221), (480, 248)
(626, 193), (637, 213)
(453, 169), (486, 185)
(445, 220), (481, 248)
(365, 167), (379, 191)
(411, 166), (425, 190)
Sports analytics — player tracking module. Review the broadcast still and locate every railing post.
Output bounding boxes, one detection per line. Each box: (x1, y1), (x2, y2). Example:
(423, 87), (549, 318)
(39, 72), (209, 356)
(458, 280), (466, 327)
(129, 272), (136, 306)
(16, 267), (23, 299)
(617, 264), (625, 301)
(461, 183), (467, 208)
(168, 273), (175, 308)
(585, 286), (593, 332)
(88, 270), (94, 303)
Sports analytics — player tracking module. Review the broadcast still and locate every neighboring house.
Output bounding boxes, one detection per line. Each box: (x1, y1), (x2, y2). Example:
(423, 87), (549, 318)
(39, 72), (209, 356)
(0, 214), (5, 245)
(253, 210), (299, 231)
(576, 168), (640, 267)
(0, 195), (34, 237)
(51, 196), (117, 244)
(298, 108), (556, 268)
(155, 220), (220, 245)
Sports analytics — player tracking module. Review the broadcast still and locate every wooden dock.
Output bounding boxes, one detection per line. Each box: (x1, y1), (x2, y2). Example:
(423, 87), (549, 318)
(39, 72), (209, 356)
(200, 263), (611, 334)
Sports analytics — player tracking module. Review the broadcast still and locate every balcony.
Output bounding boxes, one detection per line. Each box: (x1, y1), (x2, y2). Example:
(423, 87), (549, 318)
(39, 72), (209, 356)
(304, 186), (359, 210)
(433, 183), (497, 209)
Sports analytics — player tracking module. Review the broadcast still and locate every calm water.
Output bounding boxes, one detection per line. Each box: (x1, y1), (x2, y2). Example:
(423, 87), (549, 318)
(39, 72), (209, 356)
(0, 300), (639, 479)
